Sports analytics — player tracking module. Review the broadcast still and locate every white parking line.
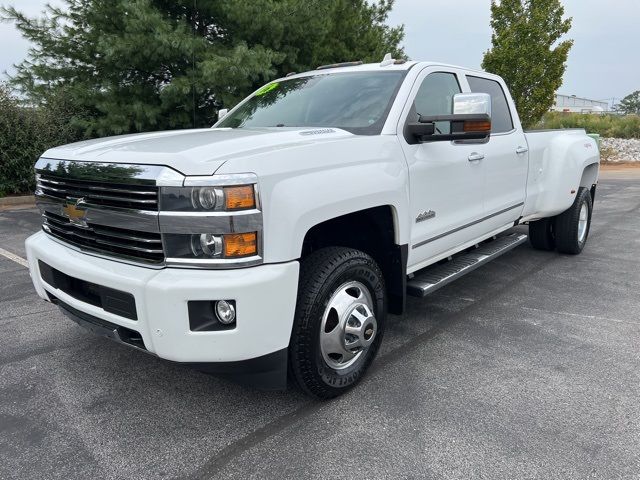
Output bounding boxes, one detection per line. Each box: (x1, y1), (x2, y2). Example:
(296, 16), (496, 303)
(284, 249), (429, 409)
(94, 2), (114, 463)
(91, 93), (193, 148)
(0, 247), (29, 268)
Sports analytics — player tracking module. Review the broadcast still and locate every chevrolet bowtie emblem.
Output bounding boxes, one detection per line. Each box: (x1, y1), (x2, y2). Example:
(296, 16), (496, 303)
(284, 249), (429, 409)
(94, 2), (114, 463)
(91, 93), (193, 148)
(62, 198), (88, 227)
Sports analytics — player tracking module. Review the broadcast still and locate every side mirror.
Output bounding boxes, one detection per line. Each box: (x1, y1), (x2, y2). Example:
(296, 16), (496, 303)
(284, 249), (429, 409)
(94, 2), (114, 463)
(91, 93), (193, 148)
(218, 108), (229, 120)
(406, 93), (492, 144)
(453, 93), (492, 116)
(406, 121), (436, 139)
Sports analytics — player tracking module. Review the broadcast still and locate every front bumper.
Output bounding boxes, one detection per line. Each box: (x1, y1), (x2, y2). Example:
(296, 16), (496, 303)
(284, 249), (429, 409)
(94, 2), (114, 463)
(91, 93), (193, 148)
(26, 232), (300, 366)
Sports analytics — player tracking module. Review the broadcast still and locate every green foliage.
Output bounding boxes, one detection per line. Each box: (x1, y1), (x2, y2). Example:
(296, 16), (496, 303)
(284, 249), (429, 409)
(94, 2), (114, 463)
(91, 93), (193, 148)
(531, 112), (640, 139)
(616, 91), (640, 115)
(0, 85), (80, 196)
(2, 0), (405, 138)
(482, 0), (573, 128)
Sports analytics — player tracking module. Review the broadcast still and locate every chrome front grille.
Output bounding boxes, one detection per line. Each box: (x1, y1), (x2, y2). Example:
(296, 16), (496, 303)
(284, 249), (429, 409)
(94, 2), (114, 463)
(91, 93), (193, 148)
(34, 158), (185, 266)
(43, 211), (164, 263)
(37, 173), (159, 211)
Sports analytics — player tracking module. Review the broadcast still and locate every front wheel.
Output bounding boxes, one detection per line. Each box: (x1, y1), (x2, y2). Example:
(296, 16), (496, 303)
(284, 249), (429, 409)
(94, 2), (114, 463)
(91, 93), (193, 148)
(554, 187), (593, 254)
(289, 247), (386, 399)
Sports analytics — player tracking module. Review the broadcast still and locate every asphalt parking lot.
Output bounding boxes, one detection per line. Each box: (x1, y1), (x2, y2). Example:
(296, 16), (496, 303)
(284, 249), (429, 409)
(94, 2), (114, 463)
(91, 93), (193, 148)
(1, 170), (639, 480)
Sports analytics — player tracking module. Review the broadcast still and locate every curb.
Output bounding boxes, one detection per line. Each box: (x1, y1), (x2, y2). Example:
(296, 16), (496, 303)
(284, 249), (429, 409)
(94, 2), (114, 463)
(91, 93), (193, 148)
(0, 195), (36, 210)
(600, 161), (640, 169)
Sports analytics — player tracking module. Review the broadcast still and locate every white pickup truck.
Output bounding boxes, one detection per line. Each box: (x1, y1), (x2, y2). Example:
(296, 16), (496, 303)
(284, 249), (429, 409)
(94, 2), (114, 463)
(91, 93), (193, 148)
(26, 56), (599, 398)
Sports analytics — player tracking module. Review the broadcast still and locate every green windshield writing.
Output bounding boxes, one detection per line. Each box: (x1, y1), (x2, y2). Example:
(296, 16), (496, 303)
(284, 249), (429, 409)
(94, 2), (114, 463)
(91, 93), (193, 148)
(255, 82), (279, 96)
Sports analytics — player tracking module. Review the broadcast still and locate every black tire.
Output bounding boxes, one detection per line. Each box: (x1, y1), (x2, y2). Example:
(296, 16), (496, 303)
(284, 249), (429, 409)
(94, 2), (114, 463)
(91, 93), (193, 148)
(554, 187), (593, 254)
(528, 217), (556, 251)
(289, 247), (386, 399)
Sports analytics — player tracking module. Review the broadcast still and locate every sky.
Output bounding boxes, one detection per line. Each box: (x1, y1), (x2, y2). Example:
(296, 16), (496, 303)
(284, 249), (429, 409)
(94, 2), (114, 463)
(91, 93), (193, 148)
(1, 0), (638, 107)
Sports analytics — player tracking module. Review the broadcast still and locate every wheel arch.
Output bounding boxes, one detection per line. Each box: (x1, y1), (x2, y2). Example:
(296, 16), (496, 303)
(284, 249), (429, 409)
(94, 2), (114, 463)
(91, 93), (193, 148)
(300, 205), (407, 315)
(580, 162), (599, 189)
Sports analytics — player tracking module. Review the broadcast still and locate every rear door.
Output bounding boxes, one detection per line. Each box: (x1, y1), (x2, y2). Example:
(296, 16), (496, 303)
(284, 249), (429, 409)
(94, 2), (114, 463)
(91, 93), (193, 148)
(398, 67), (487, 271)
(465, 75), (528, 230)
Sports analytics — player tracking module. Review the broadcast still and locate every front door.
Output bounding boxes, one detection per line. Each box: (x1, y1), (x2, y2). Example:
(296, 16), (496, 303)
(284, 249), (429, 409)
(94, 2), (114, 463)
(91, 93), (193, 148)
(398, 69), (487, 271)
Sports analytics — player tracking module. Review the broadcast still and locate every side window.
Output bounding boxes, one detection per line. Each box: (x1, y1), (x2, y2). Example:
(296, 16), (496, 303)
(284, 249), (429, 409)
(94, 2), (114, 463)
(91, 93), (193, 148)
(467, 76), (514, 133)
(412, 72), (461, 134)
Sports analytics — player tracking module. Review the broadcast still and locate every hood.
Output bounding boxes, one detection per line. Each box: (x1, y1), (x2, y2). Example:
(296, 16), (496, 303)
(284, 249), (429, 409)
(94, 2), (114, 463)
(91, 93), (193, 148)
(41, 127), (354, 176)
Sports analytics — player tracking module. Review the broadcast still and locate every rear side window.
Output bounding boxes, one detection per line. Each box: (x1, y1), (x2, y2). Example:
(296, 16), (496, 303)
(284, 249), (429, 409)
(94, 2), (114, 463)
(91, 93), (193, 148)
(467, 76), (514, 133)
(413, 72), (461, 134)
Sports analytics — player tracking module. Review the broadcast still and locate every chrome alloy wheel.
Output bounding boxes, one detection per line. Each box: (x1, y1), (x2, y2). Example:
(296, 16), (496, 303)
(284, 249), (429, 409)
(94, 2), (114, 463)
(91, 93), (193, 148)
(578, 202), (588, 243)
(320, 281), (377, 370)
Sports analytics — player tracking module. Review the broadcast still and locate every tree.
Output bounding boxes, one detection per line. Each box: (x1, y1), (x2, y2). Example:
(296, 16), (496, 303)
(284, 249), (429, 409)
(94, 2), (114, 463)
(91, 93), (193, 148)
(482, 0), (573, 128)
(2, 0), (404, 138)
(615, 91), (640, 115)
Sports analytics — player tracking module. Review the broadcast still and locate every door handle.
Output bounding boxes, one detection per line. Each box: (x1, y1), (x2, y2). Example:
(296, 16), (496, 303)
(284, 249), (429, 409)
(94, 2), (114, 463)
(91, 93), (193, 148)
(468, 152), (485, 162)
(516, 146), (529, 155)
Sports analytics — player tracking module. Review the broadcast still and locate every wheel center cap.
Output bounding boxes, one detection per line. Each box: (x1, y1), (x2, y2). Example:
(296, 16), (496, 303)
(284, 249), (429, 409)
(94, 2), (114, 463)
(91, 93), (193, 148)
(319, 281), (378, 370)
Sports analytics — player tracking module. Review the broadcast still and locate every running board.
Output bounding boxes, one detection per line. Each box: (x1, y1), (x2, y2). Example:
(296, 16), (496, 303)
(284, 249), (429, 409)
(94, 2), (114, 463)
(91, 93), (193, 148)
(406, 233), (528, 298)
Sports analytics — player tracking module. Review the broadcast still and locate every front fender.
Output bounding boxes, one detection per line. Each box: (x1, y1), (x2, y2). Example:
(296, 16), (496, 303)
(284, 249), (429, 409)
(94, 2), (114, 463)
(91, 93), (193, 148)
(216, 135), (410, 263)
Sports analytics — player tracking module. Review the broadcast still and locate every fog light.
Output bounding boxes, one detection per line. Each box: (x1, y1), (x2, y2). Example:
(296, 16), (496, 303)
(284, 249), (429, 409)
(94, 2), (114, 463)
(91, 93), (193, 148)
(215, 300), (236, 324)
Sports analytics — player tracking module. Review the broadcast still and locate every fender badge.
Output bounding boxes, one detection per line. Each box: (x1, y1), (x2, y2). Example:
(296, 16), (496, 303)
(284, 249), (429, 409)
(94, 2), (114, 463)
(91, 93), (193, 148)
(62, 197), (88, 227)
(416, 210), (436, 223)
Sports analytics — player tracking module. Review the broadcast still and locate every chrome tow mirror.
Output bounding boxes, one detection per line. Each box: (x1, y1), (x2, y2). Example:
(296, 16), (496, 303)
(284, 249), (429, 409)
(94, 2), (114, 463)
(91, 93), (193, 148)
(453, 93), (492, 116)
(406, 93), (493, 144)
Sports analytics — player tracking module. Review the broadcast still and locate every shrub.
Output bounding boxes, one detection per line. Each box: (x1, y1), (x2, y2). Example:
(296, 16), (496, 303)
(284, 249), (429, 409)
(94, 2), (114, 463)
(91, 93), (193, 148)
(531, 112), (640, 139)
(0, 85), (80, 196)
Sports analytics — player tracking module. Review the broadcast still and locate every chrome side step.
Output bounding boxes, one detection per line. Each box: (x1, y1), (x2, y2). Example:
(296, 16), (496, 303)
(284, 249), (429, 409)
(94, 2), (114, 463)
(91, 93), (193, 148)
(406, 233), (528, 298)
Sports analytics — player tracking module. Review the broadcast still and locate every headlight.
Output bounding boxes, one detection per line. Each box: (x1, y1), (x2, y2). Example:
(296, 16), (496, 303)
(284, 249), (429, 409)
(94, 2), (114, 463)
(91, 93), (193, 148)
(164, 232), (258, 260)
(192, 187), (223, 210)
(159, 174), (262, 268)
(192, 233), (223, 257)
(161, 185), (256, 212)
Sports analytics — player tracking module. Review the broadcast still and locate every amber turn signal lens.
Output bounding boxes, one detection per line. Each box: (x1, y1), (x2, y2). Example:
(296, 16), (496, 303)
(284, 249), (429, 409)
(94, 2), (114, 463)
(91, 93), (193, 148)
(463, 120), (492, 133)
(224, 185), (256, 210)
(224, 232), (258, 258)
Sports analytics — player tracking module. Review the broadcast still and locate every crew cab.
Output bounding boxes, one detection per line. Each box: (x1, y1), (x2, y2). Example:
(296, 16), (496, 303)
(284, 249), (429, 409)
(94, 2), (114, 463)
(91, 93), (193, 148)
(25, 56), (600, 398)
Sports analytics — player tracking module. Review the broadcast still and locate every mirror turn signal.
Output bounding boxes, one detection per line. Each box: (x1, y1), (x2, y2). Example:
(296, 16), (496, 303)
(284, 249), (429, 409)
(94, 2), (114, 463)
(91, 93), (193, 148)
(463, 120), (492, 133)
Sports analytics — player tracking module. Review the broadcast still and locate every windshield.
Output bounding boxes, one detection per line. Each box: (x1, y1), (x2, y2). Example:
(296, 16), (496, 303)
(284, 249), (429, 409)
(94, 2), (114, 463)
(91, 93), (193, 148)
(216, 71), (406, 135)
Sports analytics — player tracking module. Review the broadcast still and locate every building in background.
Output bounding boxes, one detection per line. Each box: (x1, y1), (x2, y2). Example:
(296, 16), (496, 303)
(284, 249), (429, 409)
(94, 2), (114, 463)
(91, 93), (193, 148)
(552, 94), (609, 114)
